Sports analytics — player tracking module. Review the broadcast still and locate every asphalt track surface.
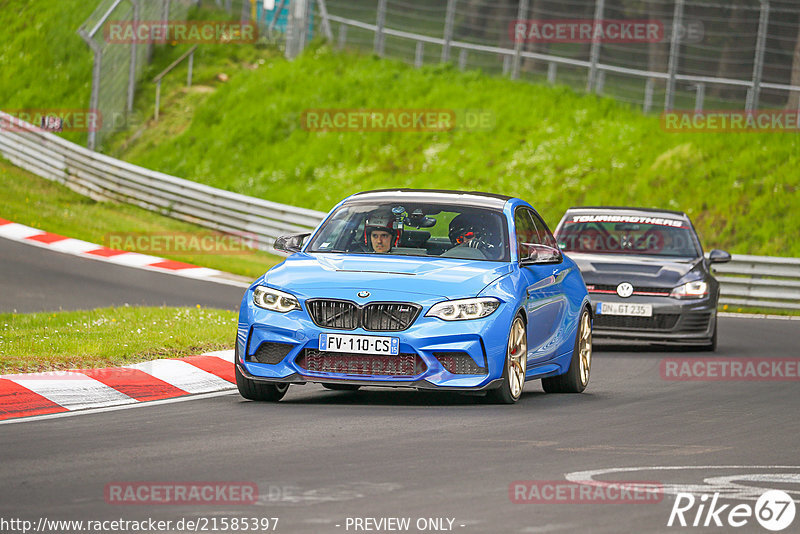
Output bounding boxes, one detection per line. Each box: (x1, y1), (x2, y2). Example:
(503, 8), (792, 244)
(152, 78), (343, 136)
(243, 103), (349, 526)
(0, 237), (247, 313)
(2, 237), (799, 533)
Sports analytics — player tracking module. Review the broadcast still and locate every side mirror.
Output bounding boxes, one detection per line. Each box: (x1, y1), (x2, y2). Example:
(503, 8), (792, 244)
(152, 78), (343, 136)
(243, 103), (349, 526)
(708, 249), (731, 264)
(274, 233), (310, 254)
(520, 243), (563, 266)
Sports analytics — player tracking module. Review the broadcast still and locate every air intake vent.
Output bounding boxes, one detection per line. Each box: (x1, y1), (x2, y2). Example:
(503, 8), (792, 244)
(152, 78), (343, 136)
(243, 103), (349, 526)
(248, 342), (294, 364)
(297, 349), (426, 376)
(434, 352), (487, 375)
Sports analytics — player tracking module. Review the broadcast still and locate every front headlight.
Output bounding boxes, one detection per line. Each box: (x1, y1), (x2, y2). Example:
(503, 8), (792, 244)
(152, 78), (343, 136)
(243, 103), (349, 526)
(253, 286), (300, 312)
(425, 297), (500, 321)
(670, 281), (708, 299)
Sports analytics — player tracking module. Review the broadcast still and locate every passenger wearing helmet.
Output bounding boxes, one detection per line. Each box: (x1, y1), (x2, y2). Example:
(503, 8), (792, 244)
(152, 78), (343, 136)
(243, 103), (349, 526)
(444, 212), (498, 259)
(363, 214), (399, 253)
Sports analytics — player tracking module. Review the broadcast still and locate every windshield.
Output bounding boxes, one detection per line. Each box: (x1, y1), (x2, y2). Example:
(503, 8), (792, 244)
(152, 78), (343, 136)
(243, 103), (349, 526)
(556, 213), (701, 258)
(307, 201), (510, 262)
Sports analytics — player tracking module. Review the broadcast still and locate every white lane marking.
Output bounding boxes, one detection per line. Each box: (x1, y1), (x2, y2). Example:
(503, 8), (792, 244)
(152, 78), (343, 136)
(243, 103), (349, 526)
(6, 372), (137, 411)
(0, 390), (238, 426)
(0, 223), (44, 240)
(204, 349), (235, 362)
(719, 312), (800, 321)
(565, 466), (800, 502)
(49, 239), (105, 254)
(105, 252), (165, 267)
(128, 359), (232, 394)
(159, 267), (221, 277)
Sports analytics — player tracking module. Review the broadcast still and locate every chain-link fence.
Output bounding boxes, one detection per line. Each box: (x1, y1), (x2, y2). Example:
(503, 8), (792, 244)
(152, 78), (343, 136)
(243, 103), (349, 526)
(78, 0), (194, 150)
(315, 0), (800, 114)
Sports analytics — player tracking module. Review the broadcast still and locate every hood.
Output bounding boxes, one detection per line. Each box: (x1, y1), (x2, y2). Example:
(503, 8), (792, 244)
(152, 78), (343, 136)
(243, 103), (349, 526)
(262, 253), (513, 299)
(566, 252), (703, 288)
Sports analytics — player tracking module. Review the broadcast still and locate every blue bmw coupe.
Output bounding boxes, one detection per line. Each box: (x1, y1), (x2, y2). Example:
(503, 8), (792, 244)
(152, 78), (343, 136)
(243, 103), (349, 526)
(236, 189), (592, 404)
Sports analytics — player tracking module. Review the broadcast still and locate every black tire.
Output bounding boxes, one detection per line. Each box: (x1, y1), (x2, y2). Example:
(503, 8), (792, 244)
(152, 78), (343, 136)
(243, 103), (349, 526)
(486, 315), (527, 404)
(542, 307), (592, 394)
(235, 361), (289, 401)
(322, 384), (361, 391)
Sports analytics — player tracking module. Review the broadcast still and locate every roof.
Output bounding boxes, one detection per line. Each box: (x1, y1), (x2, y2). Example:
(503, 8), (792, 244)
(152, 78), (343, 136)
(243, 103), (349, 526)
(347, 189), (513, 209)
(565, 206), (689, 218)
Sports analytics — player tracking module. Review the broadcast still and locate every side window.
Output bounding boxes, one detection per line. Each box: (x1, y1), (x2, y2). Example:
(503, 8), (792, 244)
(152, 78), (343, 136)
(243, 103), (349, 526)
(514, 208), (538, 252)
(529, 211), (559, 249)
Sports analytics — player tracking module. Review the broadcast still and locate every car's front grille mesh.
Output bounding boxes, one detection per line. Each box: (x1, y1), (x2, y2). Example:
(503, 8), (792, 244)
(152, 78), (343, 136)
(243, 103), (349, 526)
(594, 314), (679, 331)
(306, 299), (420, 331)
(434, 352), (487, 375)
(306, 300), (359, 329)
(362, 303), (420, 331)
(297, 349), (426, 376)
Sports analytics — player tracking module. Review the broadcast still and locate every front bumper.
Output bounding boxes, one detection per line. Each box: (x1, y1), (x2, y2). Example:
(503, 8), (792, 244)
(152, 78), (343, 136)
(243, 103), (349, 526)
(589, 294), (716, 344)
(237, 295), (515, 390)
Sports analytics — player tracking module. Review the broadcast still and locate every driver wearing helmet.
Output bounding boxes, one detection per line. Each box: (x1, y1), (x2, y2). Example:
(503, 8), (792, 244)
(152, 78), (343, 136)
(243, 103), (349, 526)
(363, 214), (399, 253)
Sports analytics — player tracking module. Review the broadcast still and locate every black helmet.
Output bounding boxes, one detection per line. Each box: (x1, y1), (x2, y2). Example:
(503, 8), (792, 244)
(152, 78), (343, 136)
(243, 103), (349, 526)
(449, 212), (494, 246)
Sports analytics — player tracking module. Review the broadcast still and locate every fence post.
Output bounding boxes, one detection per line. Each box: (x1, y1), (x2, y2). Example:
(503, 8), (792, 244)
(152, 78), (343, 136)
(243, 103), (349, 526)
(316, 0), (334, 42)
(78, 29), (102, 151)
(374, 0), (387, 57)
(187, 49), (194, 87)
(458, 49), (467, 70)
(415, 41), (424, 68)
(441, 0), (457, 62)
(587, 0), (605, 93)
(511, 0), (529, 79)
(127, 0), (140, 114)
(595, 70), (605, 95)
(665, 0), (685, 111)
(338, 23), (347, 49)
(747, 0), (770, 112)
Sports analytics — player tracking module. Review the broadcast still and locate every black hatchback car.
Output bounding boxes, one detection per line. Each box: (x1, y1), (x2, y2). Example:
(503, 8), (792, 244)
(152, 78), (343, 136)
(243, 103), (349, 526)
(553, 207), (730, 350)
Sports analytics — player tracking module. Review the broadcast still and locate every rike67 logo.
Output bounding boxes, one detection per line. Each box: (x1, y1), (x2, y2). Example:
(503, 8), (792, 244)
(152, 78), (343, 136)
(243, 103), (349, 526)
(668, 490), (796, 531)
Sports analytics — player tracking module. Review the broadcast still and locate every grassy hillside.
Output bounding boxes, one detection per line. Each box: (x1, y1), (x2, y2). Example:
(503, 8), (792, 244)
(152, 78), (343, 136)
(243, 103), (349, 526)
(116, 45), (799, 256)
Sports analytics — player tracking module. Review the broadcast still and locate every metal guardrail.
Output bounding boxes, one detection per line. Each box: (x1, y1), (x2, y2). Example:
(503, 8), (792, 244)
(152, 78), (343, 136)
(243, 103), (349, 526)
(1, 109), (799, 309)
(0, 111), (326, 254)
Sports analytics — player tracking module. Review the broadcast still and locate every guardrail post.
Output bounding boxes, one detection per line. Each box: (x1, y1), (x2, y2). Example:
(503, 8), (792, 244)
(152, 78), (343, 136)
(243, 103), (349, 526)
(694, 83), (705, 112)
(665, 0), (685, 111)
(746, 0), (770, 112)
(187, 50), (194, 87)
(587, 0), (605, 93)
(643, 78), (654, 113)
(415, 41), (424, 68)
(547, 62), (557, 84)
(337, 23), (347, 49)
(154, 80), (161, 122)
(458, 49), (467, 70)
(441, 0), (457, 62)
(502, 55), (510, 76)
(595, 70), (605, 95)
(374, 0), (387, 57)
(511, 0), (529, 79)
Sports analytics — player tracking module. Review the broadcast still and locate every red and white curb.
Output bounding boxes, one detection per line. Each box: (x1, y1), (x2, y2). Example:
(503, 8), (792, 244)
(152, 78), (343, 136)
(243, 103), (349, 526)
(0, 218), (249, 287)
(0, 350), (237, 422)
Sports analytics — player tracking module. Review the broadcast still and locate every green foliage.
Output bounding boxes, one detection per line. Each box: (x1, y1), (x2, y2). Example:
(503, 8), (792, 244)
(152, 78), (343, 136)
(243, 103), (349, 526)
(119, 46), (799, 256)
